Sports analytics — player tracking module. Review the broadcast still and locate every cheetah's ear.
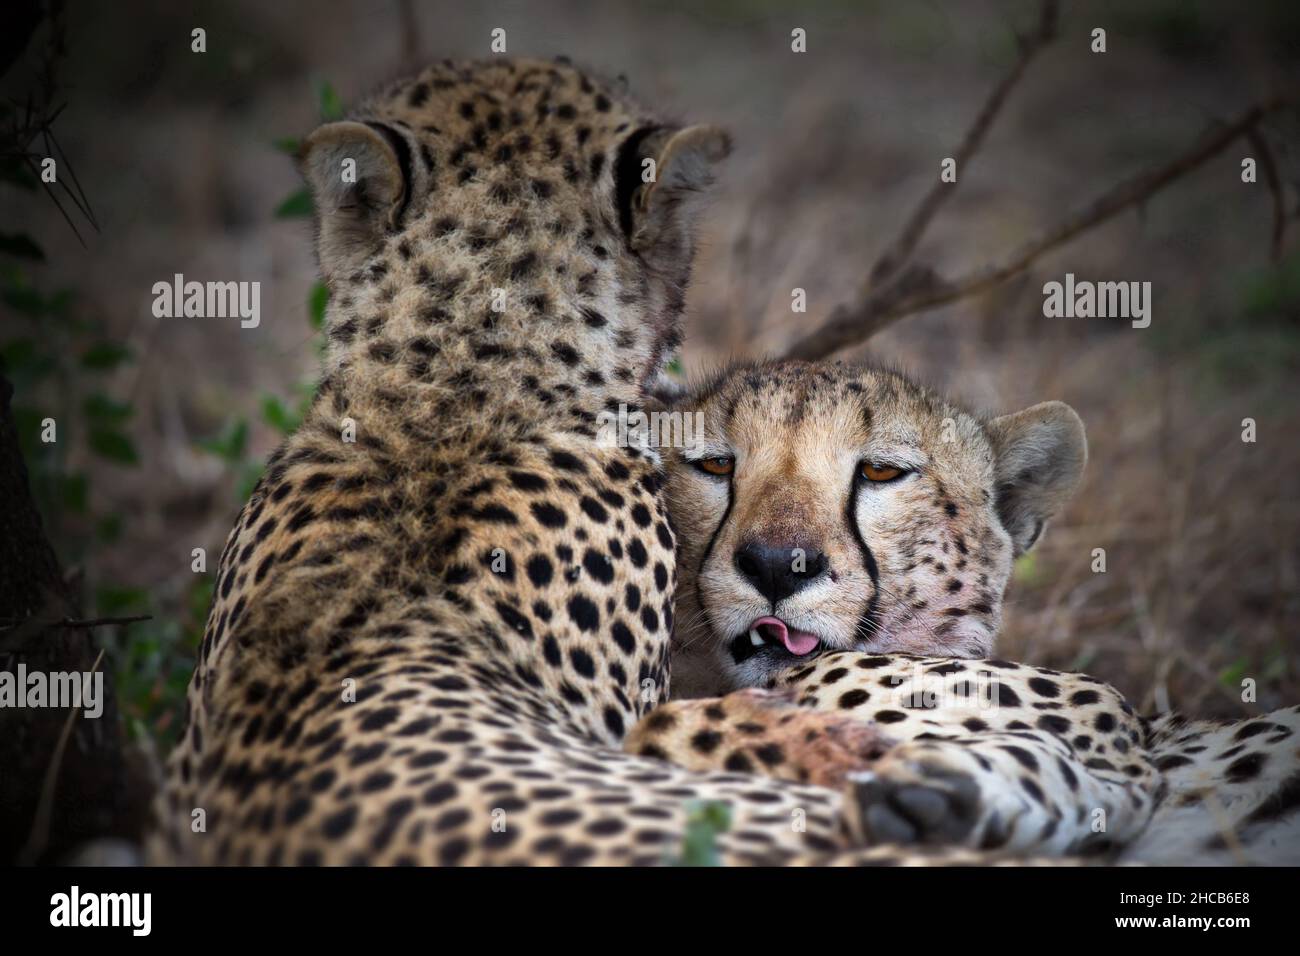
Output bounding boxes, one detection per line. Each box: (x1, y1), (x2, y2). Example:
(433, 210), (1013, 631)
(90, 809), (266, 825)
(986, 401), (1087, 556)
(617, 124), (731, 265)
(299, 121), (411, 280)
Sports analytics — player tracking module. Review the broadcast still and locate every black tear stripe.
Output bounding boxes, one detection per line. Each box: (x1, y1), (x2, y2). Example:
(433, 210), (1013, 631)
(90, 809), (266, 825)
(363, 121), (414, 225)
(845, 484), (881, 644)
(695, 473), (734, 644)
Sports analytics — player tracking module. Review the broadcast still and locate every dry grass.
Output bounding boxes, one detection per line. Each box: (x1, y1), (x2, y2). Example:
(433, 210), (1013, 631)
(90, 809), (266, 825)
(991, 335), (1298, 717)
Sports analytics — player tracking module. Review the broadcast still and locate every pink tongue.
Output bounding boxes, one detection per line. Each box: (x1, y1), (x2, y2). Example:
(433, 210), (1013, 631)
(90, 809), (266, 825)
(754, 616), (820, 656)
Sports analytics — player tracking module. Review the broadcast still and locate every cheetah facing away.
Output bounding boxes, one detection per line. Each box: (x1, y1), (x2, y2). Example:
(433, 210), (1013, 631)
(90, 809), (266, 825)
(626, 360), (1300, 864)
(151, 58), (946, 867)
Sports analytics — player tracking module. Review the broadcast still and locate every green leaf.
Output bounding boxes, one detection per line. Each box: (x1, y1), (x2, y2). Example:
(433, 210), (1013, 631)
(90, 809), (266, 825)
(0, 156), (38, 191)
(46, 288), (74, 315)
(273, 135), (301, 155)
(0, 337), (55, 380)
(96, 513), (124, 543)
(674, 800), (732, 867)
(187, 577), (215, 624)
(0, 233), (44, 260)
(88, 426), (139, 465)
(227, 419), (250, 459)
(1218, 658), (1250, 690)
(308, 281), (329, 330)
(236, 460), (265, 502)
(294, 379), (318, 420)
(318, 80), (344, 121)
(2, 285), (45, 316)
(260, 394), (297, 435)
(96, 585), (150, 616)
(81, 341), (132, 370)
(1068, 647), (1098, 674)
(1262, 651), (1287, 682)
(11, 405), (47, 458)
(127, 716), (148, 742)
(83, 393), (134, 424)
(196, 418), (249, 463)
(274, 187), (313, 219)
(0, 260), (25, 285)
(1012, 551), (1039, 584)
(59, 472), (88, 513)
(1240, 250), (1300, 318)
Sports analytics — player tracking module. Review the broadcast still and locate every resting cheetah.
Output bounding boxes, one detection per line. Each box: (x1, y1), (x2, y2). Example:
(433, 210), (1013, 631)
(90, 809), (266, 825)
(627, 361), (1300, 863)
(662, 359), (1087, 698)
(149, 57), (937, 866)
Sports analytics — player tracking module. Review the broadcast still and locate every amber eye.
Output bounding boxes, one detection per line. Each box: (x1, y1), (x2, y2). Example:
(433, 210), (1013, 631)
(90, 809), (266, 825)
(695, 456), (735, 477)
(861, 463), (904, 483)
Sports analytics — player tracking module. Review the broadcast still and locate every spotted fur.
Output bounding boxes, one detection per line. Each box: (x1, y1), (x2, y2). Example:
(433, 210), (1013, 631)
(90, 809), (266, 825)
(664, 359), (1086, 696)
(630, 362), (1300, 863)
(149, 58), (944, 866)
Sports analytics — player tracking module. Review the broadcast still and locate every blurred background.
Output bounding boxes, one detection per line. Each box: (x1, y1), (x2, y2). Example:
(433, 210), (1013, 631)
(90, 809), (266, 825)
(3, 0), (1298, 771)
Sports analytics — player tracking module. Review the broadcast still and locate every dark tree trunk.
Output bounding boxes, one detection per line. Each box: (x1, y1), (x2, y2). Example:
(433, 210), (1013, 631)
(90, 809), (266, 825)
(0, 370), (149, 864)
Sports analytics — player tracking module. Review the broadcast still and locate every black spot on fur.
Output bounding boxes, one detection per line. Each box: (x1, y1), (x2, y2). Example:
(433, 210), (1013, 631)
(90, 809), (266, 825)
(567, 595), (600, 632)
(1226, 751), (1267, 783)
(838, 689), (870, 708)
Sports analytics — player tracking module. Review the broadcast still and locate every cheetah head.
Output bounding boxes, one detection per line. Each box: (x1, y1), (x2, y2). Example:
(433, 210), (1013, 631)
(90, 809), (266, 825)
(295, 58), (732, 394)
(665, 360), (1087, 696)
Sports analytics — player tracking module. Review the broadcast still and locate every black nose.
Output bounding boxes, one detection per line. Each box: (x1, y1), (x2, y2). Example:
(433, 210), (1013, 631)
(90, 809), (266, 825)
(734, 543), (828, 604)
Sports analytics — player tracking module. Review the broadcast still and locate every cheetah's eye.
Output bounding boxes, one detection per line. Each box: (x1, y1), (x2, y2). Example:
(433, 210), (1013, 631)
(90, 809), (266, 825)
(860, 463), (905, 483)
(694, 456), (734, 477)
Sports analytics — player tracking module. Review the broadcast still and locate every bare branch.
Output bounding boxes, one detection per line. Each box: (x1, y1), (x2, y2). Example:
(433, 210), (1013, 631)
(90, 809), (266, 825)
(0, 614), (152, 629)
(1246, 126), (1287, 261)
(397, 0), (420, 73)
(0, 612), (150, 654)
(784, 95), (1294, 362)
(871, 0), (1058, 286)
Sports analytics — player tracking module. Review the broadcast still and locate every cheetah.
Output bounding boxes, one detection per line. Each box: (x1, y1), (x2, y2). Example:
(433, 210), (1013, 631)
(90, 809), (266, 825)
(661, 359), (1088, 698)
(626, 360), (1300, 863)
(149, 58), (942, 867)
